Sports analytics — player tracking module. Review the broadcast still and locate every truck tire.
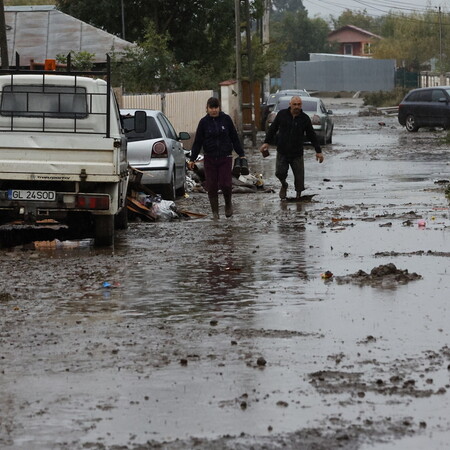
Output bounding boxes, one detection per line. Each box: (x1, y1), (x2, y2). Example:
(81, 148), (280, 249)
(94, 215), (114, 246)
(114, 205), (128, 230)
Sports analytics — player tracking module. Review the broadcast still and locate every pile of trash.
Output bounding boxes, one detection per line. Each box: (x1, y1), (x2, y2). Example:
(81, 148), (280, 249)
(128, 193), (179, 221)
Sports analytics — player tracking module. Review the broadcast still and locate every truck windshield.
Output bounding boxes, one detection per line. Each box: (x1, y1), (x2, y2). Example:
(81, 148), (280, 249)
(0, 85), (88, 118)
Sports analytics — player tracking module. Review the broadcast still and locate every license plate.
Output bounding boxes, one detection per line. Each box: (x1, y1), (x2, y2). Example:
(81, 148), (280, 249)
(7, 189), (56, 201)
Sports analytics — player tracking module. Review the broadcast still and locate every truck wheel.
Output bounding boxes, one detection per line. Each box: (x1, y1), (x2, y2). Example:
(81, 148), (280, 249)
(114, 205), (128, 230)
(94, 215), (114, 246)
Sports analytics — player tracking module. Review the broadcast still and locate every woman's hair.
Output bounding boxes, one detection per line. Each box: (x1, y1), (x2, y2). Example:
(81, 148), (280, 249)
(207, 97), (220, 108)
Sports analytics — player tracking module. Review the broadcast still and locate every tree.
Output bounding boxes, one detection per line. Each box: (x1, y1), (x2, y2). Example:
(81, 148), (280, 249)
(272, 0), (305, 14)
(331, 9), (385, 35)
(373, 10), (449, 72)
(272, 9), (331, 61)
(56, 0), (238, 88)
(56, 51), (95, 71)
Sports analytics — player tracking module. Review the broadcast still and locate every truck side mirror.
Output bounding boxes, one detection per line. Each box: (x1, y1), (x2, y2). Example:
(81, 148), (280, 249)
(134, 110), (147, 133)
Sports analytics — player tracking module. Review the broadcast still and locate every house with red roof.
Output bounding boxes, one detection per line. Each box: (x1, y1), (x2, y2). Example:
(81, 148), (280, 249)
(328, 25), (382, 57)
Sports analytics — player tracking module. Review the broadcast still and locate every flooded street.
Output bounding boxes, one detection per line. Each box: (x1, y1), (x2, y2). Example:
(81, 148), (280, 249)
(1, 98), (449, 450)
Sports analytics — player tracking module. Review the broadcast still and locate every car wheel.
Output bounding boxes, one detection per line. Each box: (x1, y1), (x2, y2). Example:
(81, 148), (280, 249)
(176, 182), (186, 197)
(176, 165), (186, 197)
(405, 115), (419, 132)
(161, 169), (176, 200)
(321, 127), (327, 145)
(327, 126), (333, 144)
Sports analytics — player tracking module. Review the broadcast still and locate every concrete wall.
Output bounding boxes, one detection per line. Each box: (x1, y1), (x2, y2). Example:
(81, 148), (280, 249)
(281, 56), (396, 92)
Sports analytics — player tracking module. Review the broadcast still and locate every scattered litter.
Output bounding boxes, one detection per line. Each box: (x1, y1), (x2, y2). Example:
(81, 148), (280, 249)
(418, 219), (426, 227)
(321, 271), (333, 279)
(102, 281), (120, 288)
(150, 199), (179, 221)
(33, 238), (92, 250)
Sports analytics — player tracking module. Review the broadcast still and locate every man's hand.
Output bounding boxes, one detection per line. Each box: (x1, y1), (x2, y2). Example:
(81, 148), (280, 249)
(316, 153), (324, 163)
(187, 161), (196, 170)
(259, 143), (270, 157)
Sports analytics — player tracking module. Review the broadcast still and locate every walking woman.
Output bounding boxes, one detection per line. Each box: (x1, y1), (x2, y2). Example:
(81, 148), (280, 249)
(188, 97), (246, 219)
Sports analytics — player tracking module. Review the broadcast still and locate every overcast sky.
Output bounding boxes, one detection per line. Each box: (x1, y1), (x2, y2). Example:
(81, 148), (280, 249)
(302, 0), (449, 20)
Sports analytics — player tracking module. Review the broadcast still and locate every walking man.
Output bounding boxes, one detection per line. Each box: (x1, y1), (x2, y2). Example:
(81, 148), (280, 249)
(259, 96), (324, 200)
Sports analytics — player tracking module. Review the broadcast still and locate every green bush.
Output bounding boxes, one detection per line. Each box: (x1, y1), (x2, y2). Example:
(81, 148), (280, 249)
(363, 88), (409, 107)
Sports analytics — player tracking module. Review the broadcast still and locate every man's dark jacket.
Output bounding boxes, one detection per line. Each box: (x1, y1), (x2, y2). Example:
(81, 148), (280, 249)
(264, 107), (321, 157)
(190, 111), (244, 161)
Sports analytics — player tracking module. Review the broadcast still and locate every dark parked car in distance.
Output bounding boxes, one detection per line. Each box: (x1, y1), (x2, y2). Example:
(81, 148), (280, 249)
(398, 86), (450, 132)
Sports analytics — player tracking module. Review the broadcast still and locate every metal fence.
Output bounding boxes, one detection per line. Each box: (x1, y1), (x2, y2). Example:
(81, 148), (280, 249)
(281, 56), (396, 92)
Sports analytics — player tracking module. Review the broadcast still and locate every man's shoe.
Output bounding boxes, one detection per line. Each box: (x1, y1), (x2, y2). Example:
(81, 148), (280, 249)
(279, 182), (288, 200)
(296, 191), (302, 199)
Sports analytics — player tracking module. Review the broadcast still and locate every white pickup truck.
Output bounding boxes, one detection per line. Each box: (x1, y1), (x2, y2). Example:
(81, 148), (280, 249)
(0, 61), (135, 246)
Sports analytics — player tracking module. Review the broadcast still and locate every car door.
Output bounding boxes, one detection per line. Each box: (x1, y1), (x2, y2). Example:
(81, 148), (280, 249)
(416, 89), (433, 126)
(430, 88), (450, 127)
(157, 113), (185, 187)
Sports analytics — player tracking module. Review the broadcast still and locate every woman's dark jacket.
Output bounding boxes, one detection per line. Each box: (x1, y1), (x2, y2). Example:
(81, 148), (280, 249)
(190, 111), (244, 161)
(264, 107), (321, 157)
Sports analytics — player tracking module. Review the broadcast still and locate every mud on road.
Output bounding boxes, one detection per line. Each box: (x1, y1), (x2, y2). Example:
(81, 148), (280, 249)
(1, 98), (450, 450)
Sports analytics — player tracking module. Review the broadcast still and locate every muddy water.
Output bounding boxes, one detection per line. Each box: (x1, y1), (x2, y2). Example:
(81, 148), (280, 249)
(1, 98), (449, 450)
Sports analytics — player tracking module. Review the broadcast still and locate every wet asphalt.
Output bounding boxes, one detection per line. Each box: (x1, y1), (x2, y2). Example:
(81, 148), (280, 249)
(0, 98), (449, 449)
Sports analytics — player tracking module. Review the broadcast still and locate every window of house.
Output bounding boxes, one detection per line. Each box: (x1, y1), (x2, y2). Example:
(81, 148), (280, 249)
(363, 43), (372, 55)
(344, 44), (353, 55)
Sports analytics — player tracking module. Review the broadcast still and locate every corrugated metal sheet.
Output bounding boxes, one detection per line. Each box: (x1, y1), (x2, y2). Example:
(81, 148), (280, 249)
(122, 90), (213, 133)
(281, 58), (396, 92)
(3, 6), (134, 65)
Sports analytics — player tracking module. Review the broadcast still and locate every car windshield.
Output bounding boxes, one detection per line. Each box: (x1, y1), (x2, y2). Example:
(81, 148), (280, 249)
(301, 100), (319, 112)
(122, 115), (162, 141)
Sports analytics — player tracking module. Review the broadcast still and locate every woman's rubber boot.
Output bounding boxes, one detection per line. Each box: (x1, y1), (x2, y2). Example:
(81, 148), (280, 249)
(209, 196), (220, 219)
(240, 157), (249, 175)
(224, 192), (233, 218)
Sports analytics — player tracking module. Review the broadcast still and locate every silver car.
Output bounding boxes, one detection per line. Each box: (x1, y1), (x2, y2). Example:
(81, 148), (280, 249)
(266, 96), (334, 144)
(121, 109), (190, 200)
(261, 89), (310, 130)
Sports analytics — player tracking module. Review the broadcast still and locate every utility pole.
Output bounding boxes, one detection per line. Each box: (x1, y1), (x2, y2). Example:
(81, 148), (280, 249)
(0, 0), (9, 69)
(438, 6), (444, 84)
(121, 0), (126, 40)
(234, 0), (256, 145)
(234, 0), (243, 137)
(262, 0), (271, 102)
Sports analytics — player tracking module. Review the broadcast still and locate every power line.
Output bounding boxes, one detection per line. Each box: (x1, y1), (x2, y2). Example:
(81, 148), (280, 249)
(303, 0), (443, 18)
